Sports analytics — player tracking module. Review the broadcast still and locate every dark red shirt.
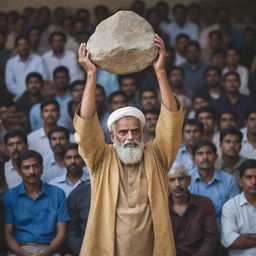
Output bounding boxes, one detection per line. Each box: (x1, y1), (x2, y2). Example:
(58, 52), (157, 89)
(169, 193), (220, 256)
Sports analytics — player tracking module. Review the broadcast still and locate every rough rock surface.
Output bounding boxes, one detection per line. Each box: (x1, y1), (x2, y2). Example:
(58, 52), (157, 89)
(86, 10), (158, 74)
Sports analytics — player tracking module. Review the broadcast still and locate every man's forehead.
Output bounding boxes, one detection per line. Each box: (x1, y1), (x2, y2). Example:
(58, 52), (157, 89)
(115, 116), (141, 128)
(169, 172), (187, 179)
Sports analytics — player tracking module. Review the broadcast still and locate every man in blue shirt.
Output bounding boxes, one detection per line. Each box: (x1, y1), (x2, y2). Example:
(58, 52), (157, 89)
(189, 139), (239, 225)
(175, 119), (204, 173)
(3, 150), (70, 255)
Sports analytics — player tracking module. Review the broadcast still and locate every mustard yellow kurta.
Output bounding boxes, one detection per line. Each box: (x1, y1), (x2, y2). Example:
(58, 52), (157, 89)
(74, 103), (184, 256)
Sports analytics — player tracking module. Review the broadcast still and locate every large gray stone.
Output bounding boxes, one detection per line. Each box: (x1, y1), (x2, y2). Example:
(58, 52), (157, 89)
(86, 10), (158, 74)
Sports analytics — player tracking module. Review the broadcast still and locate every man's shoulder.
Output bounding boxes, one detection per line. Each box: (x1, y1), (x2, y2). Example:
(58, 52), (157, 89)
(7, 54), (19, 64)
(3, 183), (23, 200)
(43, 182), (66, 197)
(190, 193), (214, 206)
(48, 175), (66, 186)
(28, 127), (43, 138)
(222, 193), (241, 210)
(68, 181), (91, 200)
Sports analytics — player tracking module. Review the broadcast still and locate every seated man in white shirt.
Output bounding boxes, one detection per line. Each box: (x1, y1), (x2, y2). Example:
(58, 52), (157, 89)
(50, 143), (89, 197)
(42, 31), (84, 82)
(5, 35), (46, 100)
(221, 159), (256, 256)
(42, 126), (70, 183)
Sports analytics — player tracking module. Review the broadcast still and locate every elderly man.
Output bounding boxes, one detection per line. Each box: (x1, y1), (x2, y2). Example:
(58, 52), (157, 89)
(74, 35), (184, 255)
(168, 163), (220, 256)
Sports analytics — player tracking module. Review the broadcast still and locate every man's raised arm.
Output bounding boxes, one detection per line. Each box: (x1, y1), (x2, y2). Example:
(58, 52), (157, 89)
(78, 43), (97, 119)
(153, 35), (178, 112)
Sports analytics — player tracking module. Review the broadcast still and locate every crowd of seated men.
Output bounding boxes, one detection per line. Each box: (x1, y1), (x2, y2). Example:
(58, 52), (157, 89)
(0, 0), (256, 255)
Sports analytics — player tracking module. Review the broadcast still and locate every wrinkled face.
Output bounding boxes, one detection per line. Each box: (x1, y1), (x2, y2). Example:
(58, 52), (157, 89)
(239, 168), (256, 195)
(16, 38), (30, 56)
(193, 98), (209, 111)
(111, 116), (144, 165)
(219, 113), (237, 130)
(64, 148), (84, 174)
(109, 95), (127, 112)
(49, 131), (69, 155)
(71, 84), (84, 103)
(206, 70), (221, 87)
(226, 49), (239, 66)
(19, 157), (43, 185)
(51, 35), (65, 52)
(168, 69), (183, 88)
(41, 104), (59, 125)
(144, 113), (158, 134)
(186, 45), (200, 63)
(183, 124), (202, 147)
(245, 113), (256, 135)
(54, 71), (69, 90)
(6, 136), (28, 160)
(120, 78), (136, 98)
(140, 91), (158, 111)
(220, 134), (241, 157)
(223, 74), (240, 93)
(168, 172), (191, 195)
(27, 76), (43, 95)
(193, 145), (217, 171)
(197, 112), (215, 134)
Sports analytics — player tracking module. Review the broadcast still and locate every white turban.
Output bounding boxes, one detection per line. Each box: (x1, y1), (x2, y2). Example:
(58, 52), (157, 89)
(107, 106), (145, 132)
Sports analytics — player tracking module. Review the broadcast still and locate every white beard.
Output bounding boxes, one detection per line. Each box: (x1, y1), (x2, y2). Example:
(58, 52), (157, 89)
(114, 139), (144, 165)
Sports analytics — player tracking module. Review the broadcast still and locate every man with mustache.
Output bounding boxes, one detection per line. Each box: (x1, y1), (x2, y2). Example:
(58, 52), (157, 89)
(74, 35), (184, 255)
(215, 128), (248, 180)
(168, 163), (219, 256)
(4, 130), (28, 189)
(189, 139), (239, 226)
(3, 150), (70, 255)
(42, 126), (70, 183)
(50, 143), (89, 197)
(221, 159), (256, 256)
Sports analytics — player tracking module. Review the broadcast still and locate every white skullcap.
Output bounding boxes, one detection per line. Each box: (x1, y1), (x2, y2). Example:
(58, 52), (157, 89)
(107, 106), (145, 132)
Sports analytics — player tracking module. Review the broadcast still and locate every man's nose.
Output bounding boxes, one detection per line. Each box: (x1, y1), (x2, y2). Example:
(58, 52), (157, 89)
(127, 131), (134, 140)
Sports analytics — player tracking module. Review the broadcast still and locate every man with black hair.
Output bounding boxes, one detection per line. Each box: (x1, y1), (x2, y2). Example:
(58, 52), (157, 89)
(42, 31), (84, 82)
(204, 66), (222, 99)
(181, 41), (208, 93)
(3, 150), (70, 255)
(211, 71), (254, 128)
(196, 106), (216, 141)
(28, 99), (60, 156)
(16, 72), (43, 113)
(162, 4), (199, 46)
(5, 35), (46, 100)
(42, 126), (70, 183)
(189, 139), (239, 224)
(174, 33), (189, 66)
(223, 47), (249, 95)
(4, 130), (28, 189)
(175, 119), (204, 173)
(50, 143), (89, 197)
(143, 109), (159, 143)
(108, 90), (128, 113)
(215, 128), (248, 179)
(119, 74), (139, 107)
(221, 159), (256, 256)
(139, 89), (159, 112)
(240, 108), (256, 159)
